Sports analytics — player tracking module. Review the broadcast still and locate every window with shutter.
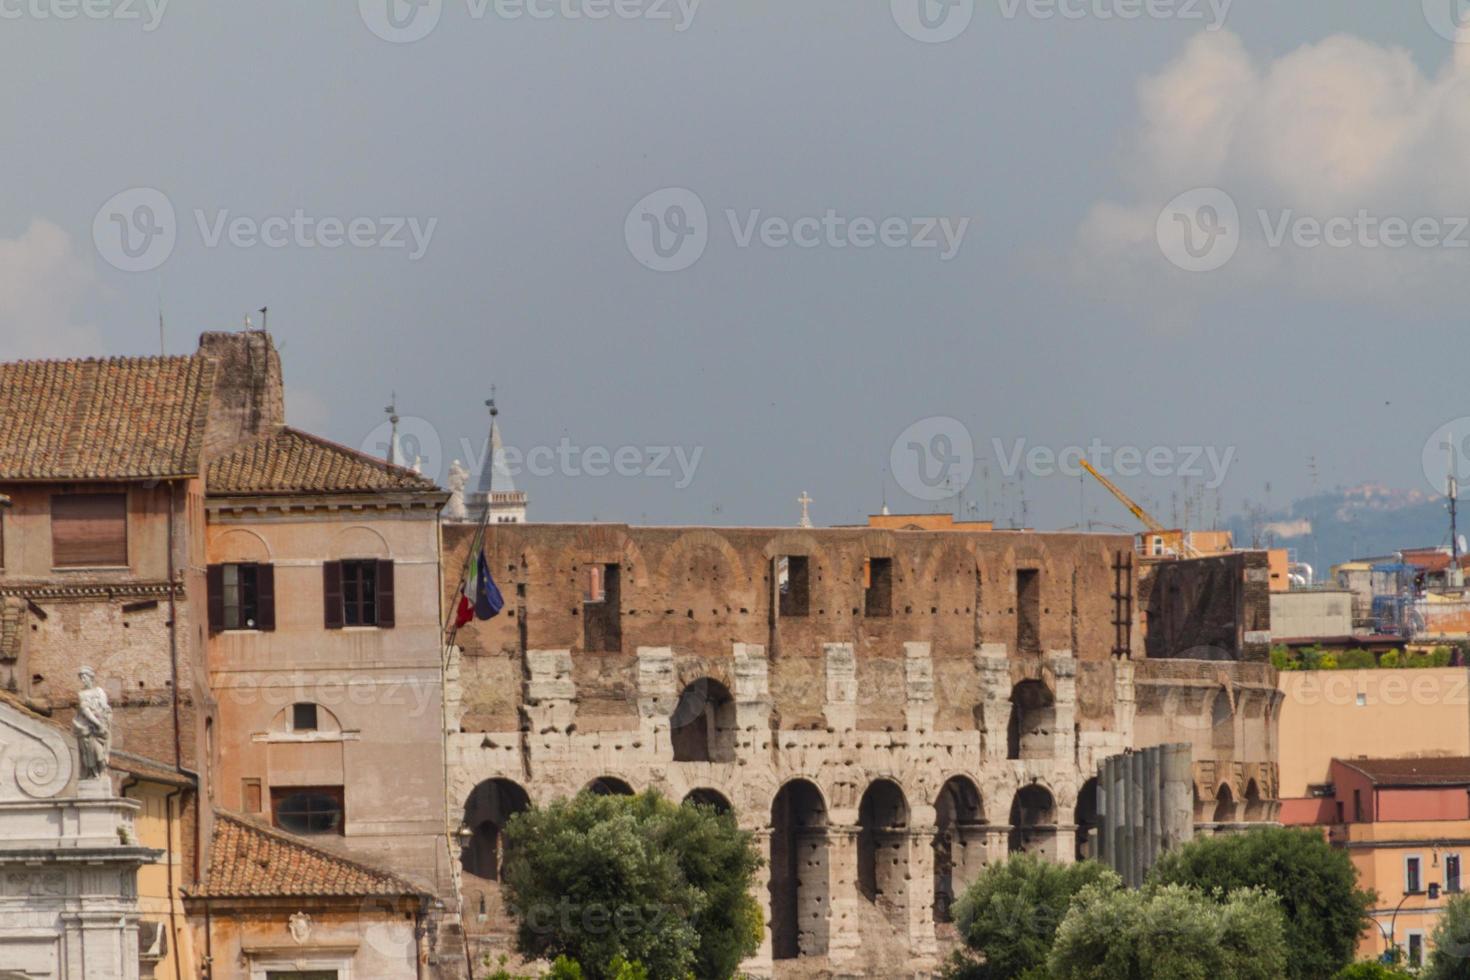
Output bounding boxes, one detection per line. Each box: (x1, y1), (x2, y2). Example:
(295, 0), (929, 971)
(51, 494), (128, 567)
(323, 562), (344, 629)
(376, 560), (395, 629)
(209, 563), (276, 632)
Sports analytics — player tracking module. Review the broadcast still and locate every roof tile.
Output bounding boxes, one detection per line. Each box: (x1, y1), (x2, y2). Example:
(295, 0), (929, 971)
(206, 427), (439, 496)
(191, 812), (427, 898)
(0, 355), (217, 481)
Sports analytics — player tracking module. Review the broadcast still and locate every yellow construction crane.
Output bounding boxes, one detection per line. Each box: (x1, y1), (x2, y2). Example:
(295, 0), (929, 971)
(1078, 458), (1200, 557)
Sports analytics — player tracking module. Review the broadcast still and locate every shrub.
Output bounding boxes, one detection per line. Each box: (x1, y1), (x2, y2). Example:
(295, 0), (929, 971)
(1336, 962), (1413, 979)
(1148, 828), (1374, 980)
(1048, 882), (1287, 980)
(1337, 650), (1377, 671)
(942, 853), (1120, 979)
(1319, 653), (1339, 670)
(1424, 892), (1470, 979)
(1380, 650), (1400, 669)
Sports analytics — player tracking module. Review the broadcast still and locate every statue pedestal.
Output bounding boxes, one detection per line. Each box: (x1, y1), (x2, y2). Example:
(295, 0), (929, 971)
(77, 776), (112, 799)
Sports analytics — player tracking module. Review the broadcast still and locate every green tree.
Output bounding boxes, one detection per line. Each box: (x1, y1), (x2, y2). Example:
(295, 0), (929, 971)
(500, 791), (761, 980)
(941, 853), (1121, 979)
(1424, 892), (1470, 979)
(1337, 649), (1377, 671)
(1336, 962), (1413, 979)
(1047, 882), (1287, 980)
(1149, 827), (1374, 980)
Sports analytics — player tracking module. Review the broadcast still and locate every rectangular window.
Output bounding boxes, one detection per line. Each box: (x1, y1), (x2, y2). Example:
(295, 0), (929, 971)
(1408, 932), (1425, 969)
(292, 703), (318, 732)
(583, 563), (622, 653)
(1406, 855), (1423, 894)
(325, 560), (395, 629)
(1449, 855), (1462, 894)
(51, 493), (127, 567)
(1016, 569), (1041, 654)
(207, 563), (275, 632)
(865, 558), (893, 617)
(778, 556), (810, 617)
(271, 786), (344, 835)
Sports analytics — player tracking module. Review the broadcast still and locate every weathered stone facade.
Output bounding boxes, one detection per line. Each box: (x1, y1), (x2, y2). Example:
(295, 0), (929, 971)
(444, 524), (1281, 977)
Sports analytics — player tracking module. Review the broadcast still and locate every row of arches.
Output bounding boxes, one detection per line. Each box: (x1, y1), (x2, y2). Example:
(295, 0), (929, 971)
(460, 773), (1114, 962)
(663, 675), (1062, 764)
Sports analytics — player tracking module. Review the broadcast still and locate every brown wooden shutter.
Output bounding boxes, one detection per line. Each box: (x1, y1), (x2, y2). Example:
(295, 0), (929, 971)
(51, 494), (128, 567)
(256, 564), (276, 632)
(206, 564), (225, 633)
(323, 561), (344, 629)
(376, 560), (395, 629)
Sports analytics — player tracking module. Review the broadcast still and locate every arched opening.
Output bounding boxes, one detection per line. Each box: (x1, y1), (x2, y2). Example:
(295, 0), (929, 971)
(857, 779), (910, 928)
(1007, 680), (1056, 761)
(670, 678), (737, 763)
(1213, 783), (1236, 830)
(683, 788), (733, 815)
(461, 778), (531, 881)
(934, 776), (986, 923)
(1009, 784), (1057, 856)
(770, 779), (829, 960)
(1243, 779), (1264, 822)
(587, 776), (635, 797)
(1074, 778), (1101, 862)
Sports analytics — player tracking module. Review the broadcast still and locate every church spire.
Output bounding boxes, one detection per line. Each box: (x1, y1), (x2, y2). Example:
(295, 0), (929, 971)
(466, 387), (528, 523)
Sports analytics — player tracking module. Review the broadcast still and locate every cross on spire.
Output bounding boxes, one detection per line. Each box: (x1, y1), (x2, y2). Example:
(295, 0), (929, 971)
(798, 491), (813, 529)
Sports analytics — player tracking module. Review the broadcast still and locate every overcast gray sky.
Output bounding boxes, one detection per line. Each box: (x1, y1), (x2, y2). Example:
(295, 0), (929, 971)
(3, 2), (1467, 529)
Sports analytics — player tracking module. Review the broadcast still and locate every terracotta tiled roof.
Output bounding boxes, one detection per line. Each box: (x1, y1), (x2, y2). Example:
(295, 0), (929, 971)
(1337, 757), (1470, 787)
(206, 426), (440, 496)
(0, 355), (217, 481)
(191, 813), (428, 898)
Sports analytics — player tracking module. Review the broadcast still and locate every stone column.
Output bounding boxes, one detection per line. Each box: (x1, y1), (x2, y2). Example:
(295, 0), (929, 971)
(904, 643), (936, 733)
(907, 808), (939, 964)
(825, 823), (863, 969)
(745, 828), (775, 978)
(733, 643), (772, 761)
(1046, 651), (1078, 761)
(636, 646), (677, 751)
(824, 644), (858, 732)
(522, 649), (576, 734)
(978, 646), (1011, 762)
(1161, 744), (1194, 851)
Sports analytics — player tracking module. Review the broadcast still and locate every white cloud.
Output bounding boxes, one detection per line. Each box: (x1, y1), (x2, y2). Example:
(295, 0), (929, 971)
(0, 219), (102, 359)
(1073, 29), (1470, 313)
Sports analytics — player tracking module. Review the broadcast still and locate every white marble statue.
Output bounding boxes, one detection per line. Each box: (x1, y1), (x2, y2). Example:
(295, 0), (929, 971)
(446, 458), (470, 521)
(73, 666), (112, 781)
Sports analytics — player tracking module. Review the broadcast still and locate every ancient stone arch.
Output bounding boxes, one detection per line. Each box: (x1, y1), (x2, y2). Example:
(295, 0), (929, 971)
(933, 775), (985, 922)
(769, 778), (830, 961)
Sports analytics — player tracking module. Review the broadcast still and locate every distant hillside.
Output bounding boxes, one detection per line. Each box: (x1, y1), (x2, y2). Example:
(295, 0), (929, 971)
(1223, 484), (1458, 574)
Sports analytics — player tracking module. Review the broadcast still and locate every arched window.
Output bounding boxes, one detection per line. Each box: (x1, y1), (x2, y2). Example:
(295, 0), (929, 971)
(670, 678), (737, 763)
(1008, 785), (1056, 855)
(462, 779), (532, 881)
(934, 776), (985, 922)
(1075, 778), (1101, 861)
(857, 779), (909, 915)
(1007, 680), (1055, 761)
(770, 780), (828, 961)
(586, 776), (634, 797)
(683, 788), (733, 815)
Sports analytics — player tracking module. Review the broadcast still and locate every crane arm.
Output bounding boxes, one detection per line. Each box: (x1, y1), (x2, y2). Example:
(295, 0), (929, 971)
(1078, 458), (1168, 533)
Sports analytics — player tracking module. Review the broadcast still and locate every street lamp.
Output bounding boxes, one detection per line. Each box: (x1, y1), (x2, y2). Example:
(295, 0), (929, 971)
(1381, 883), (1442, 966)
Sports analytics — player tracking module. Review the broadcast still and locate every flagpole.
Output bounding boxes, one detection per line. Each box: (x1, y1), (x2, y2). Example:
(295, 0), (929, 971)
(443, 497), (495, 649)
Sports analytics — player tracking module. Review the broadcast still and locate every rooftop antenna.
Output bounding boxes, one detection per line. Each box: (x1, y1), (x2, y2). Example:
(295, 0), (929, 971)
(157, 278), (165, 355)
(385, 393), (399, 466)
(259, 306), (268, 333)
(1449, 441), (1461, 585)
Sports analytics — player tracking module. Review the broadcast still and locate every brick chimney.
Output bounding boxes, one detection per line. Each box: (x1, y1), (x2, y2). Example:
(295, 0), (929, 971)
(197, 330), (286, 458)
